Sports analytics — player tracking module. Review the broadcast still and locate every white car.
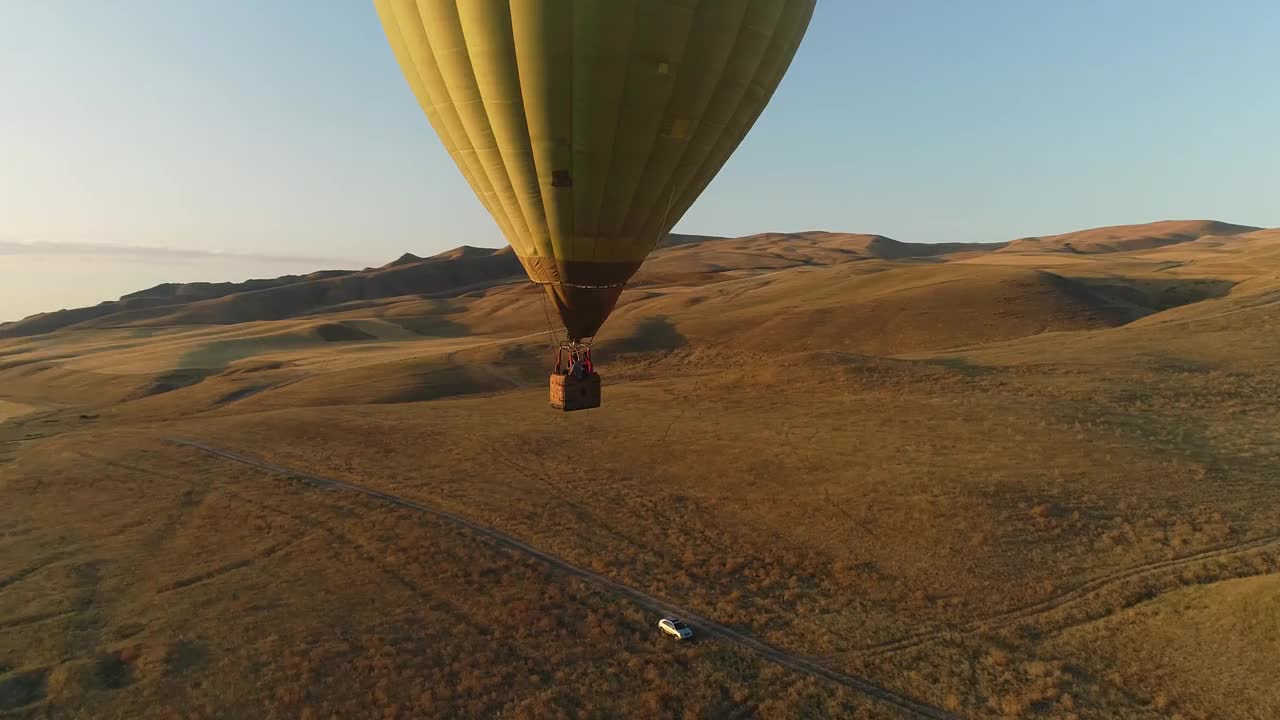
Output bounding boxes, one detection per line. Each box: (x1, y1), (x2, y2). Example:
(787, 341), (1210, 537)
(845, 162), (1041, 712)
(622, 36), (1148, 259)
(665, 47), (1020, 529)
(658, 617), (693, 640)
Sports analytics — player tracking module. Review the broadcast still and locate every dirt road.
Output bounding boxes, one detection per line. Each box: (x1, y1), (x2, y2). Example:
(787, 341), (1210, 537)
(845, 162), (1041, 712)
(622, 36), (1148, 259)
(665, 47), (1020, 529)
(172, 439), (951, 720)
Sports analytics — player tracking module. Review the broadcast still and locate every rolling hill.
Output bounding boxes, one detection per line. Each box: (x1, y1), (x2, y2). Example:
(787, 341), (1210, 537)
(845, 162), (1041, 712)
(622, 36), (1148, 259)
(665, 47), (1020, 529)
(0, 231), (1005, 340)
(0, 246), (523, 338)
(2, 218), (1279, 719)
(997, 220), (1260, 255)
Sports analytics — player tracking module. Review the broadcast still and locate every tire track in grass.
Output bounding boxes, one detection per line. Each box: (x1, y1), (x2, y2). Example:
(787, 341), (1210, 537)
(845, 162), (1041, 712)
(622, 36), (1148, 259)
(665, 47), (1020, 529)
(849, 533), (1280, 660)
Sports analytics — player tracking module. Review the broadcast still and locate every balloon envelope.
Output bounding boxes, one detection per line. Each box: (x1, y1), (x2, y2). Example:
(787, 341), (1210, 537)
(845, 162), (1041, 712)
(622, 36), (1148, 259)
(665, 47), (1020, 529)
(375, 0), (816, 339)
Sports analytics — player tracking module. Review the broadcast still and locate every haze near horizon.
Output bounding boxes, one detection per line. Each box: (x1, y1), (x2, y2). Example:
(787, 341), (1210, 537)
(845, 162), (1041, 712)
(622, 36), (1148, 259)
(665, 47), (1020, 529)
(3, 1), (1278, 320)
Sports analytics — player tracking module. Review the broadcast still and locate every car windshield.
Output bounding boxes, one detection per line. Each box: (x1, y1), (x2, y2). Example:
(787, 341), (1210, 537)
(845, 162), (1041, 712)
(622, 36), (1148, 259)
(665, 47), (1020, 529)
(672, 621), (687, 629)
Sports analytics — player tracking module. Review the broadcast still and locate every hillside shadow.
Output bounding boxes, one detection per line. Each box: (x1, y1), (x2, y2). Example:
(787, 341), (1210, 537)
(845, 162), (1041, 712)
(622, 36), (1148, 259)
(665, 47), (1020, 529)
(387, 316), (470, 338)
(175, 322), (379, 371)
(920, 356), (997, 377)
(136, 368), (216, 398)
(313, 323), (375, 342)
(1072, 277), (1236, 314)
(608, 316), (688, 354)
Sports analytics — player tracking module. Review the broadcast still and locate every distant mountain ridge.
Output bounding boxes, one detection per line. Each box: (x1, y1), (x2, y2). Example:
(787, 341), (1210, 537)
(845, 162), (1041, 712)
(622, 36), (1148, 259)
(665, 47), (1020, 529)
(0, 246), (521, 338)
(1, 221), (1266, 339)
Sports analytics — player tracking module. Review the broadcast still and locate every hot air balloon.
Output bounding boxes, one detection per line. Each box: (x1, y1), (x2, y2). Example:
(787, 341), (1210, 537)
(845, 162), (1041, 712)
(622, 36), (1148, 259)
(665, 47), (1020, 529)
(374, 0), (815, 410)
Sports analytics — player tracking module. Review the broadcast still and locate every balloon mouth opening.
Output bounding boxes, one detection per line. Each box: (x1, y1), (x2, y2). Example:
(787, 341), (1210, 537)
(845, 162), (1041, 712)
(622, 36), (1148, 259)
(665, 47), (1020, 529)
(541, 283), (626, 342)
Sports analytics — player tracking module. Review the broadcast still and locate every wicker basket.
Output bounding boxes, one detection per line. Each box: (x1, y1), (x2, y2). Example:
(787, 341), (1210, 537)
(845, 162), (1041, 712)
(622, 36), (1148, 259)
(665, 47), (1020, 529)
(549, 372), (601, 411)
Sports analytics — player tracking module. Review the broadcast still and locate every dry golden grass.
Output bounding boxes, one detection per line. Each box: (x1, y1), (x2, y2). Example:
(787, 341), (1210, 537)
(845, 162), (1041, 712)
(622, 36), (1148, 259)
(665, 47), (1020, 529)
(996, 220), (1258, 255)
(0, 432), (887, 719)
(2, 220), (1279, 718)
(0, 401), (41, 423)
(1046, 574), (1280, 719)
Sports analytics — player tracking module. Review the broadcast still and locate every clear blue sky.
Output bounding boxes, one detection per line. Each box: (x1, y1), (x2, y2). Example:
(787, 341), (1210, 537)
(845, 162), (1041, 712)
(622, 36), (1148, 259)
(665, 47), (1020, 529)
(2, 1), (1278, 321)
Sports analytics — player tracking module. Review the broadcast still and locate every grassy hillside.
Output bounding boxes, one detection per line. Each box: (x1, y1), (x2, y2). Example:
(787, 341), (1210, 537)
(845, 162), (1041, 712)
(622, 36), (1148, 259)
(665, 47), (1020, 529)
(2, 219), (1278, 719)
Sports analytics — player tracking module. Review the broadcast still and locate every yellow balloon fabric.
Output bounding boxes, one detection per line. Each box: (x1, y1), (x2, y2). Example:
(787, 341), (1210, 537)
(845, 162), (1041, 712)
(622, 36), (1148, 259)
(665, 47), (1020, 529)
(375, 0), (815, 339)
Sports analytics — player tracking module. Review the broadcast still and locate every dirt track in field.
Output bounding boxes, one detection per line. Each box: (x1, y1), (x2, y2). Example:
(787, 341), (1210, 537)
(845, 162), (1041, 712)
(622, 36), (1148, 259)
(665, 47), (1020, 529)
(173, 438), (952, 720)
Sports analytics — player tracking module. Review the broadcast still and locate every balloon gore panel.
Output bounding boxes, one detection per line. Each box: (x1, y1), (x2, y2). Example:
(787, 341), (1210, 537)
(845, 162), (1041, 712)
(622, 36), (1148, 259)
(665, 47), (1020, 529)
(375, 0), (816, 339)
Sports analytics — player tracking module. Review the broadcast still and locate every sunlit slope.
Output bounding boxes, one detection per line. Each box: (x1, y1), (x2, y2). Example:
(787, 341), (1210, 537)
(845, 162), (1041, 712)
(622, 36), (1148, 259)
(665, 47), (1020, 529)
(5, 262), (1164, 417)
(0, 247), (525, 338)
(1130, 227), (1280, 277)
(918, 267), (1280, 372)
(0, 220), (1274, 416)
(997, 220), (1259, 255)
(1048, 573), (1280, 719)
(609, 263), (1145, 357)
(3, 219), (1280, 718)
(635, 231), (1002, 282)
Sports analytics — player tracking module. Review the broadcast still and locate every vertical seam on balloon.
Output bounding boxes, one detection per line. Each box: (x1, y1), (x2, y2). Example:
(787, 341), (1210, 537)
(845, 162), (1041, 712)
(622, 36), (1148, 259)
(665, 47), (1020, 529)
(607, 0), (708, 251)
(406, 0), (509, 235)
(645, 0), (769, 247)
(594, 1), (693, 251)
(667, 0), (793, 220)
(378, 2), (486, 216)
(458, 2), (553, 263)
(419, 2), (534, 255)
(586, 1), (644, 264)
(614, 0), (746, 253)
(511, 2), (568, 270)
(568, 0), (576, 263)
(386, 0), (517, 248)
(669, 0), (814, 224)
